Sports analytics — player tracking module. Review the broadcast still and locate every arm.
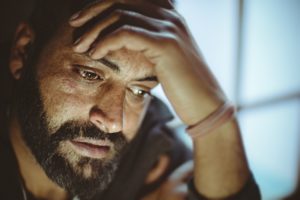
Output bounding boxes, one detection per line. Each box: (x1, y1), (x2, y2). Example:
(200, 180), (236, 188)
(68, 1), (255, 198)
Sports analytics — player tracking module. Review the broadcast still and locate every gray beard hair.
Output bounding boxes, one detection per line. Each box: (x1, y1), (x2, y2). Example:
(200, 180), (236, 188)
(14, 65), (128, 199)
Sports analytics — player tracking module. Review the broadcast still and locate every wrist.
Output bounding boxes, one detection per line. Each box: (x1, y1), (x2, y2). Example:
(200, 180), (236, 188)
(186, 102), (236, 138)
(192, 118), (250, 199)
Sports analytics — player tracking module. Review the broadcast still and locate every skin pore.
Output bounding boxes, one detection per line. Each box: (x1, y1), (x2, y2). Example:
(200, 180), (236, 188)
(69, 0), (251, 198)
(9, 21), (159, 199)
(36, 25), (158, 140)
(9, 0), (252, 199)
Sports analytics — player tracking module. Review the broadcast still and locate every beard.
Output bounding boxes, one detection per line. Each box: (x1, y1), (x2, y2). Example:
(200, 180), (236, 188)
(14, 66), (128, 199)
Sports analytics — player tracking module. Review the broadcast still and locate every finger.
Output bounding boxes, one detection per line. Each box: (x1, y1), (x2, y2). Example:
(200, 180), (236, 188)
(175, 184), (188, 194)
(145, 154), (170, 184)
(171, 184), (188, 200)
(73, 9), (169, 53)
(89, 25), (172, 60)
(70, 0), (176, 28)
(160, 183), (188, 200)
(147, 0), (175, 9)
(73, 11), (120, 53)
(69, 0), (114, 27)
(169, 160), (194, 182)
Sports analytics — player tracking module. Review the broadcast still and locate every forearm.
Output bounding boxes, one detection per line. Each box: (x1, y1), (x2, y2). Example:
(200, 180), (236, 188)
(156, 50), (250, 198)
(193, 118), (250, 199)
(155, 53), (226, 126)
(66, 2), (252, 197)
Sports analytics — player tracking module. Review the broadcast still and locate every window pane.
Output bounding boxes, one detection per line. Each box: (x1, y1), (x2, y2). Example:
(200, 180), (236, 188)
(176, 0), (238, 100)
(240, 0), (300, 104)
(238, 99), (300, 199)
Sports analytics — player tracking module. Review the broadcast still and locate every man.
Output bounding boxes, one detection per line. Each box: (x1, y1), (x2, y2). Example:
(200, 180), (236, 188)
(0, 0), (261, 199)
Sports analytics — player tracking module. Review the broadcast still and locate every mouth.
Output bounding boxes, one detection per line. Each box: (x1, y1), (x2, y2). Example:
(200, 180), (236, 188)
(68, 137), (113, 159)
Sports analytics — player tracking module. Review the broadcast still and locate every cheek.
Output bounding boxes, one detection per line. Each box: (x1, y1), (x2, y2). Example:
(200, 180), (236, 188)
(39, 77), (94, 132)
(123, 111), (140, 140)
(123, 98), (151, 140)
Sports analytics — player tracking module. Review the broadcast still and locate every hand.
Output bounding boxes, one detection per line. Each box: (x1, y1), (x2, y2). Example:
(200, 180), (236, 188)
(69, 1), (251, 198)
(141, 161), (193, 200)
(69, 0), (227, 126)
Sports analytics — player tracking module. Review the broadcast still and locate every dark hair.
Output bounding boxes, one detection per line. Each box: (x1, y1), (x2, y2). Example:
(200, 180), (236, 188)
(29, 0), (88, 50)
(29, 0), (176, 49)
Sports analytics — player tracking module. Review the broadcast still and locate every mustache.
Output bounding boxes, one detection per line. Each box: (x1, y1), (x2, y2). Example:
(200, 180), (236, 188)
(54, 121), (123, 140)
(49, 121), (128, 150)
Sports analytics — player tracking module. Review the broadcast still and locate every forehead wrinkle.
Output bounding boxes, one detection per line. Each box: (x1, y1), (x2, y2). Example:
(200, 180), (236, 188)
(108, 51), (154, 74)
(70, 50), (156, 81)
(69, 52), (120, 73)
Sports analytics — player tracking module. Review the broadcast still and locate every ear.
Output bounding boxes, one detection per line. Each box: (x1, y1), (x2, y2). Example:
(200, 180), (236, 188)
(9, 22), (35, 80)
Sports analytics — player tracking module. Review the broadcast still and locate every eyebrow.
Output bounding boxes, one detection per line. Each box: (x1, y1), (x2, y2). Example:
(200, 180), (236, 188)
(136, 76), (158, 82)
(97, 57), (158, 82)
(98, 57), (120, 73)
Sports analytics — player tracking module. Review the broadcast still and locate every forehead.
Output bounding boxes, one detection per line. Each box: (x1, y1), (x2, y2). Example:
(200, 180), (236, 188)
(38, 24), (155, 77)
(105, 48), (155, 75)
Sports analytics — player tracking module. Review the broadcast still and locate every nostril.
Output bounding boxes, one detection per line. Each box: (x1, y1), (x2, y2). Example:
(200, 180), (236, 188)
(93, 119), (108, 133)
(89, 109), (108, 132)
(89, 106), (123, 133)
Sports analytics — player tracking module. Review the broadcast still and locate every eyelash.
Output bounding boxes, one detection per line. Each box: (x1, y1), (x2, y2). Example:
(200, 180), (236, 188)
(72, 65), (152, 100)
(131, 87), (151, 99)
(73, 65), (103, 82)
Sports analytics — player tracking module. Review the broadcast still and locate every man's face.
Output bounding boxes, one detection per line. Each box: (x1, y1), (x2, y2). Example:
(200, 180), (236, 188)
(15, 21), (158, 198)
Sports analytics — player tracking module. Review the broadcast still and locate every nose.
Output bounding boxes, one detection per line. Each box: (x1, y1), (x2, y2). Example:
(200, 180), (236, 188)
(89, 88), (124, 133)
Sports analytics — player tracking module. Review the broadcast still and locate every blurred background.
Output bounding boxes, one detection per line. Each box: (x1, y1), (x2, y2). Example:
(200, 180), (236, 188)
(1, 0), (299, 199)
(153, 0), (300, 199)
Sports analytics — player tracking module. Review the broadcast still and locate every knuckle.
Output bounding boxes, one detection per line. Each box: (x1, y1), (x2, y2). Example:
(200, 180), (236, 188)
(114, 25), (134, 36)
(160, 10), (187, 32)
(163, 21), (177, 33)
(164, 34), (178, 44)
(81, 1), (115, 19)
(121, 25), (136, 35)
(112, 9), (124, 19)
(155, 33), (179, 50)
(168, 11), (186, 28)
(114, 9), (139, 21)
(125, 10), (140, 19)
(83, 2), (101, 17)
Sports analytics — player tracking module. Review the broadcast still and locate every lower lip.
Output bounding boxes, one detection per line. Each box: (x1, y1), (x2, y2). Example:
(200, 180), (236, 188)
(68, 140), (111, 159)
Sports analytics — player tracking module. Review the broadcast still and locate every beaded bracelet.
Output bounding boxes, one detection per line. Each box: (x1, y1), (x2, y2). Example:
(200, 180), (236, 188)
(186, 102), (236, 139)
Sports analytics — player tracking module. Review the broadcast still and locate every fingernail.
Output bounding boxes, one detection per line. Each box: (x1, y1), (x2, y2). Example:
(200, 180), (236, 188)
(70, 11), (81, 21)
(73, 37), (81, 45)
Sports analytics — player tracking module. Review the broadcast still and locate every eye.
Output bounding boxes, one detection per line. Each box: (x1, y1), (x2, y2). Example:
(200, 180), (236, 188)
(80, 70), (100, 80)
(75, 67), (103, 81)
(131, 87), (150, 98)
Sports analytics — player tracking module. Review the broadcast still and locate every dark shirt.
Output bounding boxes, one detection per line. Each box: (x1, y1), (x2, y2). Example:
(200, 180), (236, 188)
(0, 98), (261, 200)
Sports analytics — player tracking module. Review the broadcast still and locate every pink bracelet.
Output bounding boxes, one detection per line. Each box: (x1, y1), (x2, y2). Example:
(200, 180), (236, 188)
(186, 102), (236, 139)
